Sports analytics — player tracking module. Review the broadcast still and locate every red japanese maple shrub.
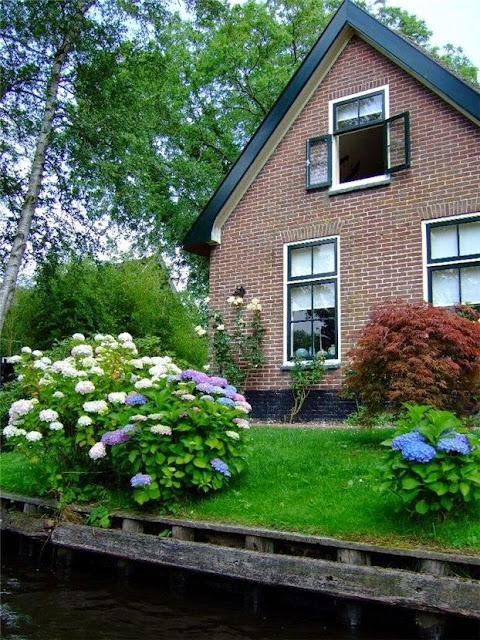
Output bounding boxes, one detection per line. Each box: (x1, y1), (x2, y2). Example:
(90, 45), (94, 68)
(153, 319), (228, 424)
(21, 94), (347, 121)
(343, 301), (480, 416)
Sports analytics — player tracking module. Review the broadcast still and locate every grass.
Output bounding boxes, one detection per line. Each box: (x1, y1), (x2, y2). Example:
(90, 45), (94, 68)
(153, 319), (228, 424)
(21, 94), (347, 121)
(1, 427), (479, 552)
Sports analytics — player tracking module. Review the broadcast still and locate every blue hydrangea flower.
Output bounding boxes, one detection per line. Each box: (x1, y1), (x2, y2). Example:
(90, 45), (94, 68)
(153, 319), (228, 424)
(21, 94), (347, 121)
(224, 385), (237, 394)
(196, 382), (216, 394)
(130, 473), (152, 487)
(212, 385), (227, 396)
(437, 433), (472, 455)
(217, 397), (235, 407)
(125, 392), (147, 406)
(121, 424), (140, 435)
(391, 431), (425, 451)
(101, 429), (131, 445)
(209, 376), (229, 388)
(400, 441), (436, 463)
(210, 458), (231, 477)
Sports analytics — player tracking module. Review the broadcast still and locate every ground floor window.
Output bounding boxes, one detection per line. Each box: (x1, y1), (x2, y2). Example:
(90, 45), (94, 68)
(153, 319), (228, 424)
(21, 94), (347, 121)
(425, 214), (480, 308)
(285, 237), (339, 361)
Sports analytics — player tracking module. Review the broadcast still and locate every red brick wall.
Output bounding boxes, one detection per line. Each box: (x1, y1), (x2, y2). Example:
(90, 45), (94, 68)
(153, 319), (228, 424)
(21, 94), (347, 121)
(209, 36), (480, 392)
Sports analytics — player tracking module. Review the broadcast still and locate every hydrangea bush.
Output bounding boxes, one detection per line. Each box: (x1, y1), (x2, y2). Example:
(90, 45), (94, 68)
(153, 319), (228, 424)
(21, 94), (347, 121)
(4, 334), (251, 506)
(380, 404), (480, 515)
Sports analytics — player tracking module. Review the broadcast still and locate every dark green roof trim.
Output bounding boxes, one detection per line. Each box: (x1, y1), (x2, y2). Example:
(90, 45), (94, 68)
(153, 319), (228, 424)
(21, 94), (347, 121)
(183, 0), (480, 254)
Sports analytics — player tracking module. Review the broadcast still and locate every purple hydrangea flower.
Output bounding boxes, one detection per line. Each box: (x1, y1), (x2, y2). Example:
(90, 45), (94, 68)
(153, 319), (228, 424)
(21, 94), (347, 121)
(400, 441), (436, 463)
(391, 431), (425, 451)
(437, 433), (472, 455)
(178, 369), (211, 384)
(130, 473), (152, 487)
(196, 382), (216, 394)
(210, 458), (231, 477)
(217, 397), (235, 407)
(125, 392), (148, 406)
(101, 429), (131, 445)
(225, 385), (237, 394)
(209, 376), (229, 388)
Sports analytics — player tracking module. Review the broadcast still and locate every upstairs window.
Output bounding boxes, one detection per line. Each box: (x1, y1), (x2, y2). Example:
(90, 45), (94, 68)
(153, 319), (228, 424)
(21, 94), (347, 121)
(286, 238), (339, 361)
(306, 87), (410, 190)
(425, 215), (480, 308)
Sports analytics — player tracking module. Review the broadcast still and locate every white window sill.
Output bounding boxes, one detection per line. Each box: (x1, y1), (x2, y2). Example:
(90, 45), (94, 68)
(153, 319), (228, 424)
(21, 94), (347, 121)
(328, 176), (390, 196)
(280, 360), (341, 371)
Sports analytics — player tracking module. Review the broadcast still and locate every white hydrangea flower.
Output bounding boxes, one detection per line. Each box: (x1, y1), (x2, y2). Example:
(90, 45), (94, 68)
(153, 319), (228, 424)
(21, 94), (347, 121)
(89, 367), (105, 376)
(6, 355), (22, 364)
(33, 360), (49, 370)
(83, 400), (108, 414)
(53, 391), (65, 399)
(122, 341), (137, 353)
(71, 344), (93, 358)
(72, 333), (86, 341)
(38, 376), (54, 386)
(25, 430), (43, 442)
(101, 334), (115, 343)
(225, 430), (240, 440)
(108, 340), (119, 350)
(204, 296), (210, 304)
(49, 421), (64, 431)
(52, 360), (78, 377)
(130, 414), (148, 422)
(150, 425), (172, 436)
(32, 350), (43, 357)
(216, 324), (225, 331)
(88, 442), (107, 460)
(39, 409), (59, 422)
(3, 425), (20, 438)
(194, 325), (207, 336)
(74, 370), (88, 378)
(118, 332), (133, 342)
(21, 346), (32, 354)
(41, 357), (52, 364)
(247, 298), (262, 312)
(95, 346), (106, 354)
(77, 416), (93, 426)
(203, 364), (210, 371)
(94, 334), (105, 342)
(141, 356), (152, 364)
(75, 380), (95, 395)
(16, 428), (27, 436)
(147, 413), (165, 420)
(31, 398), (39, 405)
(129, 359), (144, 369)
(135, 378), (154, 389)
(107, 392), (126, 404)
(81, 357), (97, 368)
(9, 399), (35, 420)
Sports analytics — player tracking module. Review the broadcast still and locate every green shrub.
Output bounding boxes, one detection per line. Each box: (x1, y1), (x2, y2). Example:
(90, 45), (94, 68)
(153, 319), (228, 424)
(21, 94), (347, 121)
(343, 301), (480, 416)
(380, 404), (480, 515)
(3, 333), (250, 507)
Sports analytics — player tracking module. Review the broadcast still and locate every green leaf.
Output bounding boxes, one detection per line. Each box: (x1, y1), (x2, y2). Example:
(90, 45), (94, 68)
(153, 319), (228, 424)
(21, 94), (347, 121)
(440, 496), (454, 511)
(193, 457), (209, 469)
(128, 450), (138, 463)
(459, 482), (470, 498)
(415, 500), (430, 515)
(429, 481), (449, 496)
(401, 477), (421, 490)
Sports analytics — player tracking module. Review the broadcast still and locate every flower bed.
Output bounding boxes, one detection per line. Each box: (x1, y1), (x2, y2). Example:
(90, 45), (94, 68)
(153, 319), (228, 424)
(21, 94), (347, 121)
(4, 334), (250, 506)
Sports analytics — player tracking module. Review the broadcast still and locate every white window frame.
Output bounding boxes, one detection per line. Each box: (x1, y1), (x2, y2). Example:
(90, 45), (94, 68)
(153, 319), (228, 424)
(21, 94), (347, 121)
(283, 236), (341, 367)
(328, 85), (390, 194)
(422, 212), (480, 307)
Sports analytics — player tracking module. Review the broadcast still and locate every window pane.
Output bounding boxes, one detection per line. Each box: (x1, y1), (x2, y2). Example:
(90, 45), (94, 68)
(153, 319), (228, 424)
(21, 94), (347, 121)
(336, 101), (358, 130)
(459, 222), (480, 256)
(309, 138), (329, 186)
(430, 225), (458, 260)
(359, 94), (382, 125)
(290, 247), (311, 277)
(313, 282), (335, 309)
(313, 319), (336, 357)
(292, 322), (312, 357)
(461, 265), (480, 304)
(291, 286), (311, 321)
(432, 269), (459, 306)
(313, 243), (335, 274)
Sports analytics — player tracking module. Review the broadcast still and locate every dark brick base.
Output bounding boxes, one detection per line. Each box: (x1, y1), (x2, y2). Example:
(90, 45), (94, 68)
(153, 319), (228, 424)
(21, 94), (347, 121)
(246, 390), (357, 422)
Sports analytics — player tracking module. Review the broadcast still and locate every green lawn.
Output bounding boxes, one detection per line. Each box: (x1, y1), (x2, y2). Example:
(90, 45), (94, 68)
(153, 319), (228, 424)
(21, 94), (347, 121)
(1, 427), (479, 552)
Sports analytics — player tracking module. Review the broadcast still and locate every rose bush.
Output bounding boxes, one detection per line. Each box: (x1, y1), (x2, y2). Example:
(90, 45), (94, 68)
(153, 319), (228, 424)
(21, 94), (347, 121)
(4, 334), (251, 506)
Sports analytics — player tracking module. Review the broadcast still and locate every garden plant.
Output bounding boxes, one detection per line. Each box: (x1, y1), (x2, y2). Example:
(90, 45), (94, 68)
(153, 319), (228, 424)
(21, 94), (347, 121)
(381, 404), (480, 515)
(3, 333), (250, 507)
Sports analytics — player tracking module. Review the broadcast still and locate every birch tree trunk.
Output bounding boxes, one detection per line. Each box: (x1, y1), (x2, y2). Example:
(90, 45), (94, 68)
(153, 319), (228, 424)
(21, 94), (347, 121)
(0, 2), (94, 336)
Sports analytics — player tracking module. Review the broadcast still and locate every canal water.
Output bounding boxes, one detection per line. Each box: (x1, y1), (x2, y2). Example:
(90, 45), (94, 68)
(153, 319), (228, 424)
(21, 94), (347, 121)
(0, 535), (475, 640)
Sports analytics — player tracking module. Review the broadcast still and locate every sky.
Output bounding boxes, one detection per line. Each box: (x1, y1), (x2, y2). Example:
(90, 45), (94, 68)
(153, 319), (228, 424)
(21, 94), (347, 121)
(384, 0), (480, 70)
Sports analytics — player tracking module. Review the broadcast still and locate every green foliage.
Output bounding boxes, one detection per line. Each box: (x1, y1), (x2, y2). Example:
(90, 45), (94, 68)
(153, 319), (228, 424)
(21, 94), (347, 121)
(4, 334), (249, 508)
(380, 405), (480, 516)
(287, 352), (325, 422)
(206, 295), (265, 392)
(343, 301), (480, 416)
(86, 506), (112, 529)
(5, 256), (206, 368)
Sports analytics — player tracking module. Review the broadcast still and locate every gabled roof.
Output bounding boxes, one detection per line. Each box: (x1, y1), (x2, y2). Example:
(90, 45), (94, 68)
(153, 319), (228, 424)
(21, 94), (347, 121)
(183, 0), (480, 255)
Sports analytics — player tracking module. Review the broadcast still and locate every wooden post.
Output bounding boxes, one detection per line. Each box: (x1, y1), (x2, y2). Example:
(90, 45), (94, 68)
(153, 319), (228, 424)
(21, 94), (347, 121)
(23, 503), (38, 515)
(337, 548), (371, 629)
(172, 525), (194, 541)
(415, 560), (449, 640)
(122, 518), (143, 534)
(243, 535), (274, 612)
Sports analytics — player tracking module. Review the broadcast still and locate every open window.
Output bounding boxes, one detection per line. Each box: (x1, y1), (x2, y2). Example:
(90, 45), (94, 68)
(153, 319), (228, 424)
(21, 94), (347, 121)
(306, 88), (410, 190)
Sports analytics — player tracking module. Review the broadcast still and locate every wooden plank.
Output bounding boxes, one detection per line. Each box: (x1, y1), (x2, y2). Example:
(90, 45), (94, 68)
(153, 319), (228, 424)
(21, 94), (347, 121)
(2, 491), (478, 566)
(1, 510), (49, 539)
(51, 524), (480, 618)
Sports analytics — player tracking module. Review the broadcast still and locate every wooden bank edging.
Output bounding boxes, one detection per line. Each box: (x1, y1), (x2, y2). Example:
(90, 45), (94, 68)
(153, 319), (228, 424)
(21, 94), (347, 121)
(1, 491), (479, 619)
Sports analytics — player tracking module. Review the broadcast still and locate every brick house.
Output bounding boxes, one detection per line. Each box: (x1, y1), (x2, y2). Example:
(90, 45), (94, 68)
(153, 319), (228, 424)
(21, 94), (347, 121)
(183, 0), (480, 421)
